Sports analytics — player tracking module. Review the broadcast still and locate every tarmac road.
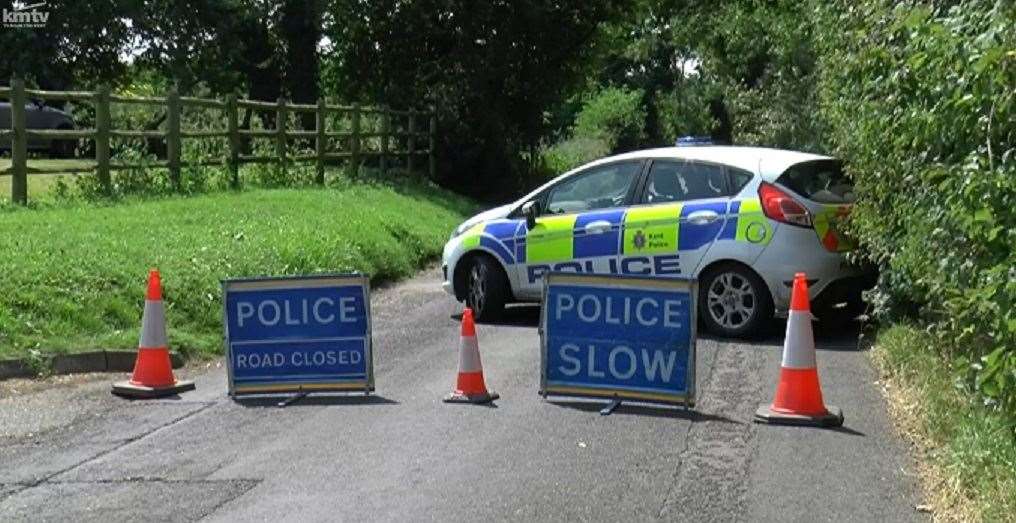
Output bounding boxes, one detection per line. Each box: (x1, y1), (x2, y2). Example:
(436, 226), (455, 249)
(0, 267), (925, 522)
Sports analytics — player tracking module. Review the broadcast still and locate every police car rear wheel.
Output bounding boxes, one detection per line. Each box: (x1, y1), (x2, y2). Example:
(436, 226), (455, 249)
(700, 264), (773, 338)
(464, 256), (507, 321)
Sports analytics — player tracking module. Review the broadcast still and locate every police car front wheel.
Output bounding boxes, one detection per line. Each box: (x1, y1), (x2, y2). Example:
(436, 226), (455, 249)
(699, 263), (773, 338)
(464, 255), (508, 322)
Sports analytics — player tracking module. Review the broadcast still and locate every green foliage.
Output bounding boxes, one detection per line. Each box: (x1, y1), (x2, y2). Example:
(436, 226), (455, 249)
(0, 179), (473, 359)
(698, 0), (825, 150)
(322, 0), (625, 199)
(539, 137), (611, 176)
(874, 325), (1016, 520)
(572, 87), (648, 153)
(817, 0), (1016, 417)
(654, 81), (718, 142)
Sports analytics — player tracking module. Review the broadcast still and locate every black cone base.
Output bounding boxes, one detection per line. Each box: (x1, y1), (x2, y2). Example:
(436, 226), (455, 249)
(443, 390), (499, 404)
(112, 380), (195, 399)
(754, 404), (843, 427)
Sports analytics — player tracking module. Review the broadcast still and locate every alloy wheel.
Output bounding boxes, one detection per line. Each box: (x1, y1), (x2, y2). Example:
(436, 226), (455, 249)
(468, 262), (488, 315)
(706, 272), (757, 330)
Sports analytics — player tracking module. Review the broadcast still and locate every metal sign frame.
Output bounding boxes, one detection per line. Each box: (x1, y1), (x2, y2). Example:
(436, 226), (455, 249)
(222, 273), (374, 398)
(539, 272), (697, 408)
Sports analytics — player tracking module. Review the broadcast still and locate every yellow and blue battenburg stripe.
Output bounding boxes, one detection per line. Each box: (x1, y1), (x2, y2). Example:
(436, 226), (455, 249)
(459, 198), (772, 266)
(718, 199), (773, 244)
(574, 209), (626, 257)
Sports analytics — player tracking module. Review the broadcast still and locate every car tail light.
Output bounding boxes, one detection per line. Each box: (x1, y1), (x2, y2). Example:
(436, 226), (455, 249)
(759, 182), (812, 227)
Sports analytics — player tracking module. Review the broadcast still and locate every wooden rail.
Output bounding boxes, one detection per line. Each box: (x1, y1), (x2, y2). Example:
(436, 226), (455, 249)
(2, 78), (437, 204)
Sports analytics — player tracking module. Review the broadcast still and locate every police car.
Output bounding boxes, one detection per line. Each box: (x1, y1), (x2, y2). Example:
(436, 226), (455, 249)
(442, 145), (868, 337)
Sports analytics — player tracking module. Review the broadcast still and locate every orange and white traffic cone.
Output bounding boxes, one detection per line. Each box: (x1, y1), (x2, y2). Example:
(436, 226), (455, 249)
(443, 308), (498, 404)
(755, 272), (843, 427)
(112, 269), (195, 399)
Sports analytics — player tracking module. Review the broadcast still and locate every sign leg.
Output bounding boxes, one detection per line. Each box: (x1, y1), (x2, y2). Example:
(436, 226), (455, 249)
(600, 398), (622, 416)
(277, 391), (309, 408)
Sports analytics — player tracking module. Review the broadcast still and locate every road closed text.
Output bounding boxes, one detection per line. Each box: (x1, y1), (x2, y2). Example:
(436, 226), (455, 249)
(235, 348), (363, 369)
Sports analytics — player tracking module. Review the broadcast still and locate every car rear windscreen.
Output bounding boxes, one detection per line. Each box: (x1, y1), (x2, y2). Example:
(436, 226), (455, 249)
(777, 160), (855, 204)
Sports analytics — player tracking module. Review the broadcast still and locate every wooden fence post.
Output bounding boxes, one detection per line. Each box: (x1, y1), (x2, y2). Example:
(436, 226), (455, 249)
(316, 98), (326, 185)
(380, 106), (389, 174)
(407, 111), (416, 175)
(10, 78), (27, 205)
(276, 97), (287, 177)
(350, 103), (361, 179)
(428, 107), (437, 180)
(94, 86), (111, 195)
(225, 94), (239, 189)
(166, 85), (181, 191)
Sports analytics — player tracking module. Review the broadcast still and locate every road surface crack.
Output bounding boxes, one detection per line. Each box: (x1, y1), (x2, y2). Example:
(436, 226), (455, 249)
(16, 401), (217, 491)
(656, 342), (765, 522)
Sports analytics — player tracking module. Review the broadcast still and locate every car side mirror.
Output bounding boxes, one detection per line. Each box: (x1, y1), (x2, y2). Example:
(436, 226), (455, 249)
(522, 201), (538, 229)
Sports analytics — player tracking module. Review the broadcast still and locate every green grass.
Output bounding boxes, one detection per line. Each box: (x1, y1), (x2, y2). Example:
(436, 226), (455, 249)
(0, 180), (473, 360)
(0, 173), (77, 201)
(0, 159), (98, 203)
(0, 158), (97, 202)
(872, 325), (1016, 521)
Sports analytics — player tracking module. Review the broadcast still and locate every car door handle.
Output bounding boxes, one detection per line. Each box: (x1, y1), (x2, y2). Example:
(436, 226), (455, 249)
(687, 210), (719, 225)
(583, 220), (612, 234)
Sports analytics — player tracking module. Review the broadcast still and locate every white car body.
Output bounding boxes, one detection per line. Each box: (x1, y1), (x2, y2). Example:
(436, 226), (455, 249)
(442, 146), (868, 335)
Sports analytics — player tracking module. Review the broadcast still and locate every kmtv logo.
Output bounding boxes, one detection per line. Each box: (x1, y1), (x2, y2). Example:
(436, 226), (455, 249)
(3, 2), (50, 28)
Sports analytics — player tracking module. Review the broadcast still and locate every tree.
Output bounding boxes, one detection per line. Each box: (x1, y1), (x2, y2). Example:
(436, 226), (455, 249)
(322, 0), (627, 199)
(0, 0), (133, 89)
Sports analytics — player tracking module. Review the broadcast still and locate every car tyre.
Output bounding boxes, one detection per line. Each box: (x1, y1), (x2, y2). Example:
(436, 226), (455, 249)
(50, 126), (76, 159)
(699, 262), (773, 338)
(464, 255), (508, 322)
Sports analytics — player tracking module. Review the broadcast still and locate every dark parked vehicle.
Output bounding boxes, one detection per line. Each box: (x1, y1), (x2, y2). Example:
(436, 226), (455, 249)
(0, 100), (76, 157)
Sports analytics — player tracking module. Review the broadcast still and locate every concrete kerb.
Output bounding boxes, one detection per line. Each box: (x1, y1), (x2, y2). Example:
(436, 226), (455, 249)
(0, 350), (184, 380)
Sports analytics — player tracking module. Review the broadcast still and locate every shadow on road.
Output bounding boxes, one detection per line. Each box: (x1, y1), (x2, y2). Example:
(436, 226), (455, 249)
(828, 425), (866, 436)
(453, 303), (865, 352)
(452, 303), (541, 328)
(738, 318), (864, 352)
(233, 394), (400, 408)
(547, 399), (740, 422)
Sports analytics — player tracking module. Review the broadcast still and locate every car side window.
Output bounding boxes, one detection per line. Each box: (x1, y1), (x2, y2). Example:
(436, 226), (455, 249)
(640, 161), (727, 204)
(543, 162), (640, 215)
(728, 167), (754, 194)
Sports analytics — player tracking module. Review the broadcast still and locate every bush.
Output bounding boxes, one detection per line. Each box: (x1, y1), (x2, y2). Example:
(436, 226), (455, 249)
(817, 0), (1016, 416)
(654, 81), (717, 143)
(573, 86), (647, 152)
(538, 136), (611, 175)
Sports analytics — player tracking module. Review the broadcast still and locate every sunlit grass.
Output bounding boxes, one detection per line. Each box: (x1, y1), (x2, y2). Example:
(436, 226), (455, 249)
(872, 324), (1016, 522)
(0, 180), (472, 359)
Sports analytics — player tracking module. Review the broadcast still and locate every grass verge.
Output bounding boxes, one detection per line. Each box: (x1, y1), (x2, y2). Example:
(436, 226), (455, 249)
(0, 172), (80, 202)
(871, 324), (1016, 522)
(0, 180), (473, 360)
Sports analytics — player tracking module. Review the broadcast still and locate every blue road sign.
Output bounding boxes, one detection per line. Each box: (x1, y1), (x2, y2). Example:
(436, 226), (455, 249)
(222, 274), (373, 396)
(540, 272), (696, 406)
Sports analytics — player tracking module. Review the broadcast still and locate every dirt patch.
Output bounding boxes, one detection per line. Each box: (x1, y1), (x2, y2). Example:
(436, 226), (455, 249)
(0, 372), (111, 397)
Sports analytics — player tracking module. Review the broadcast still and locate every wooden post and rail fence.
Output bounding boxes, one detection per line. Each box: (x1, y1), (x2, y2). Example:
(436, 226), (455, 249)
(0, 78), (437, 205)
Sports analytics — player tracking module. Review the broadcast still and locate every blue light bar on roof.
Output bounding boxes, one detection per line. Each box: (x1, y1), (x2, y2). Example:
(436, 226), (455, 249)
(675, 136), (714, 146)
